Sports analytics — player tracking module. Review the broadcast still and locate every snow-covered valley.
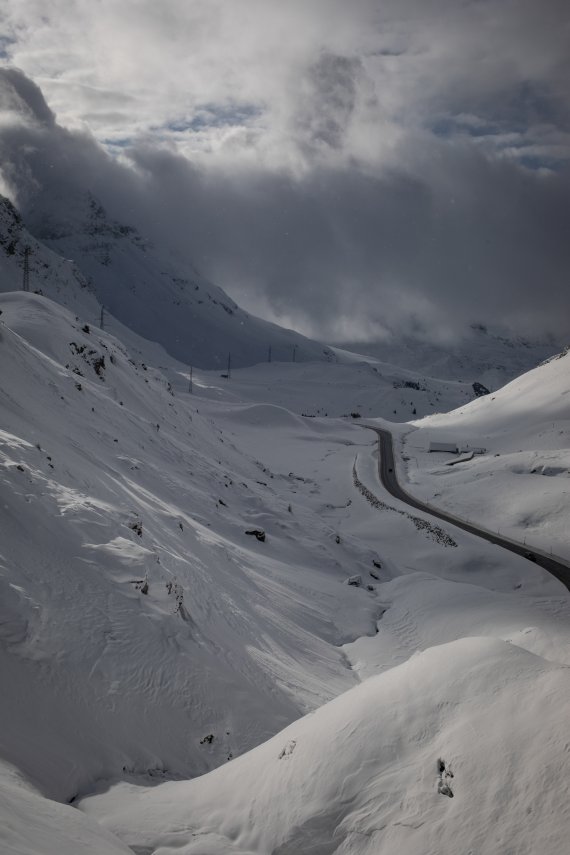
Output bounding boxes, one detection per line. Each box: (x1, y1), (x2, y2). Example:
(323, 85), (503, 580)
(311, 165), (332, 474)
(1, 289), (570, 854)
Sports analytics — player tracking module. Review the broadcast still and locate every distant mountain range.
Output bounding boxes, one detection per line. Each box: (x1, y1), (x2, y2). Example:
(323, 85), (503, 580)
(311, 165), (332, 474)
(337, 322), (561, 392)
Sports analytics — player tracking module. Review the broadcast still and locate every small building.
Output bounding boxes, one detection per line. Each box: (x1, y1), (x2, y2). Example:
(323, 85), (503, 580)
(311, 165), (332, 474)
(429, 442), (458, 453)
(429, 442), (459, 454)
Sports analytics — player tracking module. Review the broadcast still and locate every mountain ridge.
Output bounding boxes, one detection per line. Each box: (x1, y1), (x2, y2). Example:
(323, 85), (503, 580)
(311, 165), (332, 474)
(4, 189), (337, 369)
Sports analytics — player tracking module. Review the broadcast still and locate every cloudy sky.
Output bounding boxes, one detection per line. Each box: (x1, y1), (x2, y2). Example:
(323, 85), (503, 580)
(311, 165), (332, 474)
(0, 0), (569, 342)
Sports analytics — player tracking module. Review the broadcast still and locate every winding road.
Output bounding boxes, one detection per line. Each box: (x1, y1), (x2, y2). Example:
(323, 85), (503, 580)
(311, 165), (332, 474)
(370, 427), (570, 593)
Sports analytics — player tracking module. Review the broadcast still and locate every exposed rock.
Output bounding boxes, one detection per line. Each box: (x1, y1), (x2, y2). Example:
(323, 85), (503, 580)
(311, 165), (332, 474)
(245, 528), (266, 542)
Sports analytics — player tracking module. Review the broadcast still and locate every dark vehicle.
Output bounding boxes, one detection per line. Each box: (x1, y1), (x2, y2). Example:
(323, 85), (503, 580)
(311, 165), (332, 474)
(524, 551), (537, 562)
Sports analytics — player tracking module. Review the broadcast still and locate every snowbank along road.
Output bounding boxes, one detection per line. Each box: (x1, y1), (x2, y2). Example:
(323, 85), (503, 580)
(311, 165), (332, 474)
(370, 427), (570, 593)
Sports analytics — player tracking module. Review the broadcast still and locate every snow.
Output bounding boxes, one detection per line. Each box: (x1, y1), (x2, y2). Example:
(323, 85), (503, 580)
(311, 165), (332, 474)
(401, 348), (570, 557)
(191, 359), (483, 421)
(1, 290), (569, 854)
(0, 295), (378, 801)
(337, 322), (561, 391)
(0, 763), (131, 855)
(80, 637), (570, 855)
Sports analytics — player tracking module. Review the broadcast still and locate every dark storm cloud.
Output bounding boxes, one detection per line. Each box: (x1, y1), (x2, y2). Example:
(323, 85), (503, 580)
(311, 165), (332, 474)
(126, 144), (570, 341)
(0, 67), (55, 126)
(0, 68), (130, 211)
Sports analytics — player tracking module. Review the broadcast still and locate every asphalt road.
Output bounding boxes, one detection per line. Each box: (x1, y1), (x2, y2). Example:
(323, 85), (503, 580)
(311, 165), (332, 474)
(370, 427), (570, 593)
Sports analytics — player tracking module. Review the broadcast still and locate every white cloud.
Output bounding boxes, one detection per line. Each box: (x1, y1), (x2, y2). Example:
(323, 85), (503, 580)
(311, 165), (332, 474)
(0, 2), (569, 343)
(0, 0), (565, 170)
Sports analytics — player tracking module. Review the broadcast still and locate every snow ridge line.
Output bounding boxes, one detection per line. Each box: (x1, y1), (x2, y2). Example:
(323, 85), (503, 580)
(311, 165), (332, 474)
(352, 455), (457, 548)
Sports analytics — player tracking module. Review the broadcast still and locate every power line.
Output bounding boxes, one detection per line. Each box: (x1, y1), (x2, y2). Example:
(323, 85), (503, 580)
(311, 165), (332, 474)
(22, 247), (30, 292)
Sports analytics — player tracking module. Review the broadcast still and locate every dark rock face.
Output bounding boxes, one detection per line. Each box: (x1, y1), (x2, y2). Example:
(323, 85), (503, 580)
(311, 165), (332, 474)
(245, 528), (266, 542)
(472, 381), (490, 397)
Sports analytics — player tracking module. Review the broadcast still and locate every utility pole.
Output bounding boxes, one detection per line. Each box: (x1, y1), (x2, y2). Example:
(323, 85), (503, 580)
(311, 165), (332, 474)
(227, 352), (231, 379)
(188, 365), (193, 394)
(292, 344), (297, 362)
(100, 305), (105, 330)
(268, 345), (272, 363)
(22, 247), (30, 292)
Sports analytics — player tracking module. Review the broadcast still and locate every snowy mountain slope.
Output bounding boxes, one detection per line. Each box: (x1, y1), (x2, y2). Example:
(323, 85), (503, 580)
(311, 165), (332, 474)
(19, 191), (337, 369)
(80, 636), (570, 855)
(0, 195), (100, 320)
(400, 348), (570, 556)
(2, 192), (545, 421)
(338, 323), (561, 391)
(0, 763), (132, 855)
(3, 188), (555, 403)
(2, 292), (570, 854)
(80, 311), (496, 423)
(75, 433), (570, 854)
(0, 292), (379, 804)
